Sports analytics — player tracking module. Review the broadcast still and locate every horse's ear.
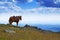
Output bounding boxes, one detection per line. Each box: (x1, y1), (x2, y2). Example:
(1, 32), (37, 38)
(13, 16), (15, 17)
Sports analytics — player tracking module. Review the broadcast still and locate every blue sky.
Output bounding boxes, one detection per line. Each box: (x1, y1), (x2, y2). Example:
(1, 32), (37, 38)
(15, 2), (38, 9)
(14, 0), (60, 8)
(0, 0), (60, 25)
(14, 0), (39, 9)
(0, 0), (60, 9)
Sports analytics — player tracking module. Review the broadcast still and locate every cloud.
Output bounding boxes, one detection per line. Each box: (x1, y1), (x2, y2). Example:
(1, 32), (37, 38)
(25, 7), (60, 14)
(12, 0), (33, 3)
(0, 12), (60, 25)
(0, 2), (22, 13)
(0, 7), (60, 25)
(27, 0), (33, 2)
(36, 0), (60, 7)
(13, 0), (16, 2)
(1, 1), (60, 25)
(54, 0), (60, 4)
(15, 0), (27, 3)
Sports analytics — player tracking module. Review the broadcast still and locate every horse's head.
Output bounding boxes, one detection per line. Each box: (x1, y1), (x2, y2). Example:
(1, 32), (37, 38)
(18, 16), (22, 20)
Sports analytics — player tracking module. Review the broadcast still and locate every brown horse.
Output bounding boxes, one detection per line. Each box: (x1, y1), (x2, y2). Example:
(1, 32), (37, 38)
(9, 16), (22, 26)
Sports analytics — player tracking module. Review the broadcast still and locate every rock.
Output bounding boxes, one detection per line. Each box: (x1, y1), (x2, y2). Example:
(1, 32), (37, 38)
(24, 24), (31, 27)
(24, 24), (42, 30)
(4, 29), (16, 33)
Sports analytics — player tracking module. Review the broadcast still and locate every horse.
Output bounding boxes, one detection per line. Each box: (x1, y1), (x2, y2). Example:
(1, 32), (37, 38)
(9, 16), (22, 26)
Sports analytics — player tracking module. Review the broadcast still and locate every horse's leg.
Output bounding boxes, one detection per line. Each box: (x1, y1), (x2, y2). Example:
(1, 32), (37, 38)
(9, 21), (12, 25)
(16, 22), (18, 27)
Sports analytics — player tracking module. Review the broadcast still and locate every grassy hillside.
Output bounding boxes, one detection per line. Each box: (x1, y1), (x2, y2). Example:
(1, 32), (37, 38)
(0, 24), (60, 40)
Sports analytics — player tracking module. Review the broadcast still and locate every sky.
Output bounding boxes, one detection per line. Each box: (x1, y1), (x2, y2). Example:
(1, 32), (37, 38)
(0, 0), (60, 25)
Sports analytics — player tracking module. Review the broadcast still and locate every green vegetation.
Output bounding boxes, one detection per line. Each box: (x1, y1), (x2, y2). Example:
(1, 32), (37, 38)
(0, 24), (60, 40)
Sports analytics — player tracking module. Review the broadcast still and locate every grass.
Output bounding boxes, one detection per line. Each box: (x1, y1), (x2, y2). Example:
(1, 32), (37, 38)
(0, 24), (60, 40)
